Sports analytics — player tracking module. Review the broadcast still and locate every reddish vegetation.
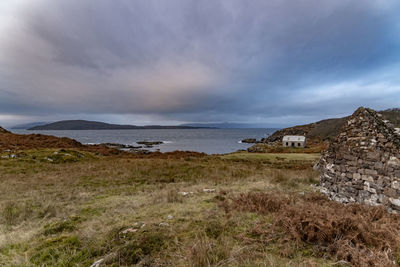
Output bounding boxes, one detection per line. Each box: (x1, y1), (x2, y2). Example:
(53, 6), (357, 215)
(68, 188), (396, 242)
(140, 150), (207, 159)
(0, 132), (208, 158)
(222, 192), (400, 266)
(0, 132), (121, 156)
(0, 132), (83, 150)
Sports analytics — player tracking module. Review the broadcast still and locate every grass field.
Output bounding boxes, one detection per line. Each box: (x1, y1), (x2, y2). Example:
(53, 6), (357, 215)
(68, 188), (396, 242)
(0, 149), (399, 266)
(221, 152), (320, 162)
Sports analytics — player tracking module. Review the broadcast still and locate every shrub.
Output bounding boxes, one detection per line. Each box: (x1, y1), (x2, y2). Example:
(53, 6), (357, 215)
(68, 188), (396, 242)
(224, 192), (400, 266)
(105, 226), (170, 265)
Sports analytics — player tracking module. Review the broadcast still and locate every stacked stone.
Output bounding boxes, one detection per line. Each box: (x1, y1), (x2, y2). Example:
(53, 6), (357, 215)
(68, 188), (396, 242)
(317, 107), (400, 212)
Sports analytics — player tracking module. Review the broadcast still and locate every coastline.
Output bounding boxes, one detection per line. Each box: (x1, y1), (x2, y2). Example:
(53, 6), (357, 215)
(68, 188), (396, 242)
(9, 128), (272, 155)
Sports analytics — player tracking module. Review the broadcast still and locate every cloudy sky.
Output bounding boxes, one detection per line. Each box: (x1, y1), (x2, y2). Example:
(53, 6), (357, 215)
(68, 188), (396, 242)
(1, 0), (400, 127)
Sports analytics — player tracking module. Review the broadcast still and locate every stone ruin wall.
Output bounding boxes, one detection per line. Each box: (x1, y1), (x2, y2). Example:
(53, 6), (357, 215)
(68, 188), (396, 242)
(318, 108), (400, 212)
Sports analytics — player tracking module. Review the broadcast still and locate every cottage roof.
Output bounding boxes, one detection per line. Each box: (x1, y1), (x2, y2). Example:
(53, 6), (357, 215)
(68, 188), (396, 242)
(282, 135), (306, 142)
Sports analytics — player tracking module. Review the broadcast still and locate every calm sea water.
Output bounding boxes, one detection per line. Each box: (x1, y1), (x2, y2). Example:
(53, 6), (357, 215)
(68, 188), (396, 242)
(12, 128), (276, 154)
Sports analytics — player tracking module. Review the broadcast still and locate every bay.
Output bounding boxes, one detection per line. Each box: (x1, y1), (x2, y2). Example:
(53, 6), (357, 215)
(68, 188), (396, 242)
(12, 128), (276, 154)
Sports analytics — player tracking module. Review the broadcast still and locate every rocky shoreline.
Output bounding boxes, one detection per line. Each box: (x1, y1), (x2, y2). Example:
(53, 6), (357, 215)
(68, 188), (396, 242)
(99, 141), (164, 154)
(240, 138), (260, 144)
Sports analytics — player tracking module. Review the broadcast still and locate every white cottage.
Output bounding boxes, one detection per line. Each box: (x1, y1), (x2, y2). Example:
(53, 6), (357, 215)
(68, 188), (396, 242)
(282, 135), (306, 148)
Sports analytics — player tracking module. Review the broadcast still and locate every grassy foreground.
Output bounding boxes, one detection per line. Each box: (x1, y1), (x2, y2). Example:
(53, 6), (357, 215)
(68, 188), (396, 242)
(0, 149), (399, 266)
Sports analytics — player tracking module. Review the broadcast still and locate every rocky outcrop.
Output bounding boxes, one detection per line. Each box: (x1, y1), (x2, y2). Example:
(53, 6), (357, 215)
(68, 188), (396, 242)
(136, 141), (163, 146)
(0, 126), (9, 134)
(136, 141), (163, 148)
(100, 143), (142, 149)
(241, 138), (258, 144)
(263, 117), (348, 145)
(317, 107), (400, 212)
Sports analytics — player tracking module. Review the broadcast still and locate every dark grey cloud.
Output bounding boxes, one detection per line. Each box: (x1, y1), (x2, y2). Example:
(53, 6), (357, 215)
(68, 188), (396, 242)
(0, 0), (400, 126)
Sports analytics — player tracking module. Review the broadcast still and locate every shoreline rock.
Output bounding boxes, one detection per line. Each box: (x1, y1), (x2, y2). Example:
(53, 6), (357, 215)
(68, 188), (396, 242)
(136, 141), (163, 146)
(100, 143), (142, 149)
(241, 138), (258, 143)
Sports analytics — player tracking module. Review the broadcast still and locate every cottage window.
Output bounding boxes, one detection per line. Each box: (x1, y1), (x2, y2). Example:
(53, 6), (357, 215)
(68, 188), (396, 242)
(298, 143), (301, 147)
(286, 142), (288, 146)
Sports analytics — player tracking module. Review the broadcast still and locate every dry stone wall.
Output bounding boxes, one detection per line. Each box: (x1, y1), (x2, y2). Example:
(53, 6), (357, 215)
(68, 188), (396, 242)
(317, 107), (400, 212)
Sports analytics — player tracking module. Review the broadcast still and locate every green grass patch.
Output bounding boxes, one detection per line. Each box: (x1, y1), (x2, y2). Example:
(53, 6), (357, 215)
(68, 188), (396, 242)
(29, 235), (92, 266)
(221, 152), (320, 162)
(0, 150), (333, 266)
(0, 148), (97, 164)
(43, 216), (81, 235)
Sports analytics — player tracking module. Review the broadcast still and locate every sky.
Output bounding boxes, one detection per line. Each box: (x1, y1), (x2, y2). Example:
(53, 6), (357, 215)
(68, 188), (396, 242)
(1, 0), (400, 127)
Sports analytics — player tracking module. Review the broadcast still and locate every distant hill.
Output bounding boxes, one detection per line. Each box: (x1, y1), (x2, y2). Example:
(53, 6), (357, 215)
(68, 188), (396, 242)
(11, 122), (49, 129)
(264, 107), (400, 145)
(181, 122), (278, 129)
(28, 120), (208, 130)
(265, 117), (348, 145)
(380, 108), (400, 127)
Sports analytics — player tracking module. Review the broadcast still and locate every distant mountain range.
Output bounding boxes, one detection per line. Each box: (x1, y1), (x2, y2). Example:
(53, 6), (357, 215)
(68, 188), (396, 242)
(13, 108), (400, 132)
(10, 122), (49, 129)
(18, 121), (280, 130)
(180, 122), (278, 129)
(28, 120), (210, 130)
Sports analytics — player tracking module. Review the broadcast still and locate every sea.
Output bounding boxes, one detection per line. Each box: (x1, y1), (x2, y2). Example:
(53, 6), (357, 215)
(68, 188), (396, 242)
(11, 128), (277, 154)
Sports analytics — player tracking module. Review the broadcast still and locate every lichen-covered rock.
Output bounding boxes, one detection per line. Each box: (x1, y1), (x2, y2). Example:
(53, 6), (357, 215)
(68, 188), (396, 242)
(317, 107), (400, 211)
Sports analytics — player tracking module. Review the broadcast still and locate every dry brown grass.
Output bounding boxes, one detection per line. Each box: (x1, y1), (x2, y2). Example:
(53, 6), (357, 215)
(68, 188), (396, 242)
(0, 148), (331, 266)
(222, 192), (400, 266)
